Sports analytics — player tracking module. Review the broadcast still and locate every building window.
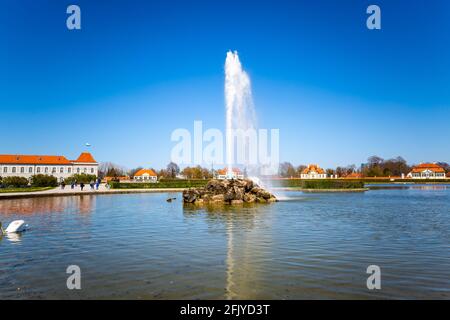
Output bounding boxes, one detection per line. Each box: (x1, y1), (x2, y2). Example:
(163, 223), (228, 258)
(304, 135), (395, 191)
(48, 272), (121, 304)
(84, 168), (87, 173)
(52, 167), (56, 173)
(20, 167), (24, 173)
(37, 167), (41, 173)
(3, 167), (7, 173)
(29, 167), (33, 173)
(12, 167), (16, 173)
(45, 167), (48, 173)
(91, 168), (94, 173)
(68, 168), (71, 173)
(77, 168), (80, 173)
(60, 167), (64, 173)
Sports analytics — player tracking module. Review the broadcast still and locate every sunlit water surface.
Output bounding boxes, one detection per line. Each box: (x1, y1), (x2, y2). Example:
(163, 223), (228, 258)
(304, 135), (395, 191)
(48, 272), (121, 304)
(0, 186), (449, 299)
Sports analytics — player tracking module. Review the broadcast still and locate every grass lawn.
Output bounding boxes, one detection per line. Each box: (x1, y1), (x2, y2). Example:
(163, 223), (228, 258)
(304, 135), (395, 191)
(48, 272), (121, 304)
(0, 187), (55, 193)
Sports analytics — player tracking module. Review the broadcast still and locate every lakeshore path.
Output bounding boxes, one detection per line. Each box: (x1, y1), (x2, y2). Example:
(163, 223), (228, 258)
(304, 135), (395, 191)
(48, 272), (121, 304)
(0, 184), (185, 200)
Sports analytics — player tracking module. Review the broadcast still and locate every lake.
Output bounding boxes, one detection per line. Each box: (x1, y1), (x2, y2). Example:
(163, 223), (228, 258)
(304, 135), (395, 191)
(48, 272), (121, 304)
(0, 185), (449, 299)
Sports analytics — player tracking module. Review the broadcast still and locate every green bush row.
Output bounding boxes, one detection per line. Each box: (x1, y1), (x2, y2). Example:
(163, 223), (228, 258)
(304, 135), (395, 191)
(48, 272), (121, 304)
(64, 174), (97, 184)
(110, 179), (208, 189)
(265, 178), (448, 188)
(0, 174), (58, 187)
(300, 180), (365, 189)
(31, 174), (58, 187)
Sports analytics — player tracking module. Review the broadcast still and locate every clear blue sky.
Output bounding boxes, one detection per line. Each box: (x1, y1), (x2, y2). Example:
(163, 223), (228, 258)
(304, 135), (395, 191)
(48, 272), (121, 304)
(1, 0), (449, 169)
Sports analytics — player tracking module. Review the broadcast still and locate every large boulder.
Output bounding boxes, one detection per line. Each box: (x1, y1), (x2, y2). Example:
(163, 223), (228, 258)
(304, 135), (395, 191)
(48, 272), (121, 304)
(183, 179), (277, 205)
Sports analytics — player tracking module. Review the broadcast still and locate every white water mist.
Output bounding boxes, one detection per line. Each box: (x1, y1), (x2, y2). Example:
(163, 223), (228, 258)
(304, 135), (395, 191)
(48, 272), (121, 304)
(224, 51), (257, 177)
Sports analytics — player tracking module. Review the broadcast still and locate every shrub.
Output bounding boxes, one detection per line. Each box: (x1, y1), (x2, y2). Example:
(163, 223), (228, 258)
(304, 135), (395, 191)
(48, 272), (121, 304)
(31, 174), (58, 187)
(65, 174), (97, 184)
(2, 176), (30, 187)
(110, 179), (208, 189)
(301, 180), (364, 189)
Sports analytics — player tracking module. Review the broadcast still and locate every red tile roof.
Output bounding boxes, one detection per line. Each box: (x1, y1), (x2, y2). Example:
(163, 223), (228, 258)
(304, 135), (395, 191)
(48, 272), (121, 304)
(302, 164), (325, 175)
(411, 163), (445, 173)
(0, 155), (71, 165)
(134, 169), (157, 177)
(0, 152), (97, 165)
(72, 152), (97, 163)
(217, 168), (242, 175)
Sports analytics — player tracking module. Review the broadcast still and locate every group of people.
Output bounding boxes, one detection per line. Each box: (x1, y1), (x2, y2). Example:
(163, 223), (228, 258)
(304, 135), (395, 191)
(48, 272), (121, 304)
(60, 178), (107, 191)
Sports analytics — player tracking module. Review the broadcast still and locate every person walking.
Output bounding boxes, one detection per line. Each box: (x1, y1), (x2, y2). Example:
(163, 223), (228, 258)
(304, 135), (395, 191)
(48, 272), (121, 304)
(71, 181), (75, 189)
(95, 178), (100, 190)
(80, 182), (85, 191)
(61, 181), (66, 190)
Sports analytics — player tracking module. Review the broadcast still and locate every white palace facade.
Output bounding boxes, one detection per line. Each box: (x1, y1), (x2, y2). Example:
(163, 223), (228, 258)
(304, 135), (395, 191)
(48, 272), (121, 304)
(0, 152), (98, 182)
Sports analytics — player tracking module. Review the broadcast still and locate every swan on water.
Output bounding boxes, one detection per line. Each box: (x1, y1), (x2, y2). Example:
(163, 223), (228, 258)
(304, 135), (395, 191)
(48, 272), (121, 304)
(0, 220), (29, 234)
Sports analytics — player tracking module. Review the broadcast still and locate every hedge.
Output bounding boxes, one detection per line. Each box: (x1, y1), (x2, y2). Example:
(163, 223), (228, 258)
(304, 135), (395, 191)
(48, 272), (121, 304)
(1, 176), (30, 188)
(300, 180), (364, 189)
(31, 174), (58, 187)
(110, 179), (208, 189)
(65, 174), (97, 184)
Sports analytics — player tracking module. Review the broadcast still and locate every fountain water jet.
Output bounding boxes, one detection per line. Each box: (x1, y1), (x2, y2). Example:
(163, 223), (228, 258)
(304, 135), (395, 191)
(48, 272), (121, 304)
(225, 51), (257, 177)
(224, 51), (283, 199)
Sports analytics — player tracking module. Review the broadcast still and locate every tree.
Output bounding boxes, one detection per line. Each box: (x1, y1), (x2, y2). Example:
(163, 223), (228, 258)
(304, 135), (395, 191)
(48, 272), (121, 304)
(335, 166), (346, 177)
(166, 162), (180, 178)
(368, 156), (384, 167)
(326, 168), (335, 176)
(99, 162), (125, 178)
(437, 162), (450, 173)
(279, 162), (296, 178)
(128, 167), (143, 178)
(296, 165), (307, 177)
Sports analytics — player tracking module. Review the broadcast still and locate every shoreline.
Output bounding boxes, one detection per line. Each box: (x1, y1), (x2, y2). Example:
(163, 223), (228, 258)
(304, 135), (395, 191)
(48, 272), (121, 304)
(275, 187), (369, 193)
(0, 186), (371, 200)
(0, 188), (185, 200)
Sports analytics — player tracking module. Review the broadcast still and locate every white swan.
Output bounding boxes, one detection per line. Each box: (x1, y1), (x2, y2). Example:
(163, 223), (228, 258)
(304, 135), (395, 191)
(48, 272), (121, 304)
(1, 220), (29, 234)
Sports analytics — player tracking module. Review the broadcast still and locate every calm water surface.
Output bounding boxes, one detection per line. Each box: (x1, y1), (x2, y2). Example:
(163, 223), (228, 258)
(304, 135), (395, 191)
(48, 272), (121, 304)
(0, 186), (449, 299)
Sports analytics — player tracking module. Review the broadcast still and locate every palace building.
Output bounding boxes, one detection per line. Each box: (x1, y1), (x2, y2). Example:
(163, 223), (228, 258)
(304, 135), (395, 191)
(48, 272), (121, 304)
(300, 164), (327, 179)
(0, 152), (98, 182)
(133, 169), (158, 182)
(407, 163), (446, 179)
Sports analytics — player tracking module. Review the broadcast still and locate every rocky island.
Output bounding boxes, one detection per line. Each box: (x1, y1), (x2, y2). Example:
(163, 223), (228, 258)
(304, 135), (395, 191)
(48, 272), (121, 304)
(182, 179), (277, 205)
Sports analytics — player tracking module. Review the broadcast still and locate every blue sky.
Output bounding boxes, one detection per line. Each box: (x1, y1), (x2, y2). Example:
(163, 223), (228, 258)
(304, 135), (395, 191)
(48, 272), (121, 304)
(1, 0), (449, 169)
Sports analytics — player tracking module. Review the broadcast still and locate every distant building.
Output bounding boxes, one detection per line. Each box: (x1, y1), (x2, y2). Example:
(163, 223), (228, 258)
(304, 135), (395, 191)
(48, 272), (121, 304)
(104, 176), (130, 182)
(407, 163), (446, 179)
(0, 152), (98, 182)
(133, 169), (157, 182)
(216, 168), (244, 180)
(300, 164), (327, 179)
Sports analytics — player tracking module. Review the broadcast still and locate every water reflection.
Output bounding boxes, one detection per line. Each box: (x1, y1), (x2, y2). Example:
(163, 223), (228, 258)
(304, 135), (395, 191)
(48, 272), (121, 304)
(0, 232), (23, 243)
(183, 203), (274, 299)
(411, 185), (448, 190)
(0, 195), (96, 215)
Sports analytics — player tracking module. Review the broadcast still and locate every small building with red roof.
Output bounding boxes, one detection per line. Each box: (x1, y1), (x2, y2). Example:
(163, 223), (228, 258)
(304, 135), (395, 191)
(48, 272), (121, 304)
(300, 164), (327, 179)
(133, 169), (157, 182)
(216, 168), (244, 180)
(407, 163), (446, 179)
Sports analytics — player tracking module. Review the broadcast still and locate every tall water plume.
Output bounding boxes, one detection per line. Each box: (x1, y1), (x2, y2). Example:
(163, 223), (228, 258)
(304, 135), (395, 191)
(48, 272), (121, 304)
(224, 51), (257, 177)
